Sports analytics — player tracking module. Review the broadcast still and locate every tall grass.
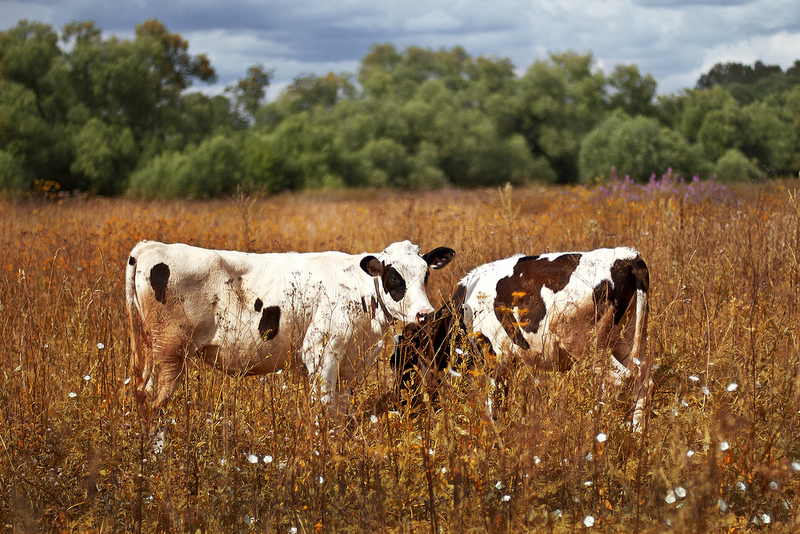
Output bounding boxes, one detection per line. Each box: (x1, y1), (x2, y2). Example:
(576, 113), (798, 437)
(1, 181), (799, 532)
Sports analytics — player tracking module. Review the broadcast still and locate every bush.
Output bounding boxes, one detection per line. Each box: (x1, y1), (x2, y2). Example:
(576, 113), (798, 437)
(713, 148), (762, 182)
(128, 135), (245, 198)
(579, 112), (711, 183)
(0, 151), (29, 192)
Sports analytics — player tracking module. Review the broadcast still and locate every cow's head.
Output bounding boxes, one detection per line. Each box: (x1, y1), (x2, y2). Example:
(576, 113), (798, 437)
(360, 240), (455, 324)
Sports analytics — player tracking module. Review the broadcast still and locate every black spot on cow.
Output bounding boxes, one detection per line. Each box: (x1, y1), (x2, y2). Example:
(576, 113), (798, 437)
(382, 265), (406, 302)
(150, 263), (170, 304)
(258, 306), (281, 340)
(254, 298), (263, 313)
(128, 256), (136, 266)
(494, 254), (582, 350)
(593, 257), (650, 325)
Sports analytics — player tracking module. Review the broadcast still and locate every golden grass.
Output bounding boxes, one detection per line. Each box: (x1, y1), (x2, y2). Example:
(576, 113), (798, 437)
(1, 182), (800, 532)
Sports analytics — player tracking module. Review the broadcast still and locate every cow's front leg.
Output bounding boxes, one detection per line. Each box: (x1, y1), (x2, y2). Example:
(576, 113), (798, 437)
(302, 329), (348, 416)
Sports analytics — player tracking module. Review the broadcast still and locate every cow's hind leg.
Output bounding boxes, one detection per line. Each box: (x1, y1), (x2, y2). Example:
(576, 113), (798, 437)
(141, 330), (188, 436)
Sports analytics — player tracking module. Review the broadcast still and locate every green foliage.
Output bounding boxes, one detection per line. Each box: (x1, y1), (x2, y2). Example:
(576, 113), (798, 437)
(713, 148), (762, 182)
(128, 135), (245, 198)
(0, 150), (27, 191)
(1, 18), (798, 195)
(517, 52), (607, 183)
(70, 118), (138, 194)
(579, 112), (711, 182)
(607, 64), (657, 117)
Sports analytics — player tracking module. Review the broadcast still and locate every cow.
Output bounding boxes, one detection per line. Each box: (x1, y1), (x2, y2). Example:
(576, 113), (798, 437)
(392, 247), (651, 431)
(126, 240), (455, 424)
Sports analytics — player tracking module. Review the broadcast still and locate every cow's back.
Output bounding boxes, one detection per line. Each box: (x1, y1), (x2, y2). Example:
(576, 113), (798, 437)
(458, 248), (645, 363)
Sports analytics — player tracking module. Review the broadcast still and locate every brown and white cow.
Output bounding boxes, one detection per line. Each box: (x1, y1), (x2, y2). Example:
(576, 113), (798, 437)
(126, 240), (454, 421)
(392, 247), (651, 431)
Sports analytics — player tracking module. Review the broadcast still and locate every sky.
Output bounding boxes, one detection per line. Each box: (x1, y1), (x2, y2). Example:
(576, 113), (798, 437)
(2, 0), (799, 100)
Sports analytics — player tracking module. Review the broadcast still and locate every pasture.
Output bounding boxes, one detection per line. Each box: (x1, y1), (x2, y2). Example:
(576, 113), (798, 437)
(1, 180), (799, 532)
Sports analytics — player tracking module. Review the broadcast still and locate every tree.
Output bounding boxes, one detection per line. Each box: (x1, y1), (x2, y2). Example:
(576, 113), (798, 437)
(579, 112), (711, 182)
(517, 51), (607, 183)
(227, 64), (274, 123)
(608, 64), (657, 117)
(70, 118), (137, 194)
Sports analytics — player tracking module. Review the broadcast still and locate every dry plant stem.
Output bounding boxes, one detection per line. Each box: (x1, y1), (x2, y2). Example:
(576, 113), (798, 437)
(2, 183), (800, 531)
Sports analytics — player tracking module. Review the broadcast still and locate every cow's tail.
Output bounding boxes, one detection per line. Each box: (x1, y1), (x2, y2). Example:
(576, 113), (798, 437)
(126, 242), (152, 415)
(629, 257), (650, 432)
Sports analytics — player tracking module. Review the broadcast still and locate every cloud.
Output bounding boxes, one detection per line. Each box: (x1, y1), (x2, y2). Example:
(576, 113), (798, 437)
(1, 0), (798, 97)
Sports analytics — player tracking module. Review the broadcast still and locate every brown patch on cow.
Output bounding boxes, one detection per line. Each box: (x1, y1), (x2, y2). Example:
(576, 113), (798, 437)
(258, 306), (281, 340)
(393, 284), (468, 379)
(150, 263), (170, 304)
(494, 254), (581, 350)
(593, 257), (650, 325)
(254, 298), (263, 312)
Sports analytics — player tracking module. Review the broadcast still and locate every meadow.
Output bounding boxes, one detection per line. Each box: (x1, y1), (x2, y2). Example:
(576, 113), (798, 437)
(1, 178), (800, 532)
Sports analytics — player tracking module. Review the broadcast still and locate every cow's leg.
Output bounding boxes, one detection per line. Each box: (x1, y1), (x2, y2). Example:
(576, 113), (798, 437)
(143, 329), (188, 432)
(629, 288), (650, 433)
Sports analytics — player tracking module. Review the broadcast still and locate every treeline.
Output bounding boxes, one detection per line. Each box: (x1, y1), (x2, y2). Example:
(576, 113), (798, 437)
(1, 19), (799, 197)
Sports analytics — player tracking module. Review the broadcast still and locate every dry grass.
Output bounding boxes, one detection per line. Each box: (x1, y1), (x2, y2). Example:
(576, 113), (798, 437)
(1, 182), (800, 532)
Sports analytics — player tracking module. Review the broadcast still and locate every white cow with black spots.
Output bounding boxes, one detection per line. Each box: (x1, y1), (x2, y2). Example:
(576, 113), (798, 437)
(126, 240), (454, 422)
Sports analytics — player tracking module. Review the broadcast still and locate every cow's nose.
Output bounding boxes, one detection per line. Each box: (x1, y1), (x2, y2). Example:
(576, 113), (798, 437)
(416, 310), (434, 323)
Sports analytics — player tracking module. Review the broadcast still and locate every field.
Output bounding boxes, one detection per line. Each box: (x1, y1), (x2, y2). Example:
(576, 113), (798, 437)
(2, 179), (800, 532)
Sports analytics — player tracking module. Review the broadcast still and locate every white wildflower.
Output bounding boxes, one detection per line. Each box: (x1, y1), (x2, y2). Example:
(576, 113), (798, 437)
(454, 347), (465, 355)
(769, 481), (778, 490)
(736, 481), (746, 492)
(495, 481), (503, 490)
(263, 455), (273, 464)
(596, 432), (607, 443)
(726, 382), (738, 392)
(553, 509), (562, 518)
(247, 454), (258, 464)
(533, 455), (541, 464)
(583, 515), (595, 528)
(69, 392), (77, 398)
(665, 490), (677, 504)
(761, 513), (770, 524)
(370, 415), (378, 424)
(675, 486), (686, 498)
(97, 342), (105, 350)
(689, 375), (699, 382)
(701, 386), (710, 395)
(718, 499), (728, 513)
(502, 494), (511, 502)
(720, 441), (729, 451)
(83, 375), (91, 381)
(318, 476), (324, 484)
(686, 450), (695, 457)
(124, 377), (131, 385)
(791, 461), (800, 472)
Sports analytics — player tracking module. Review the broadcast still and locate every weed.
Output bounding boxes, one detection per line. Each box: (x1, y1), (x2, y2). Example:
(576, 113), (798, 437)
(1, 183), (799, 531)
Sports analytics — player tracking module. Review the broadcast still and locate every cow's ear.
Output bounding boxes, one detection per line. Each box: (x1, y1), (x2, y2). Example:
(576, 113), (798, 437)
(360, 255), (384, 277)
(423, 247), (455, 270)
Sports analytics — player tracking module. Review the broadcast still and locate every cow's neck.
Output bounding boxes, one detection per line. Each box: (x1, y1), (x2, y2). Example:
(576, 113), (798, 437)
(373, 277), (396, 324)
